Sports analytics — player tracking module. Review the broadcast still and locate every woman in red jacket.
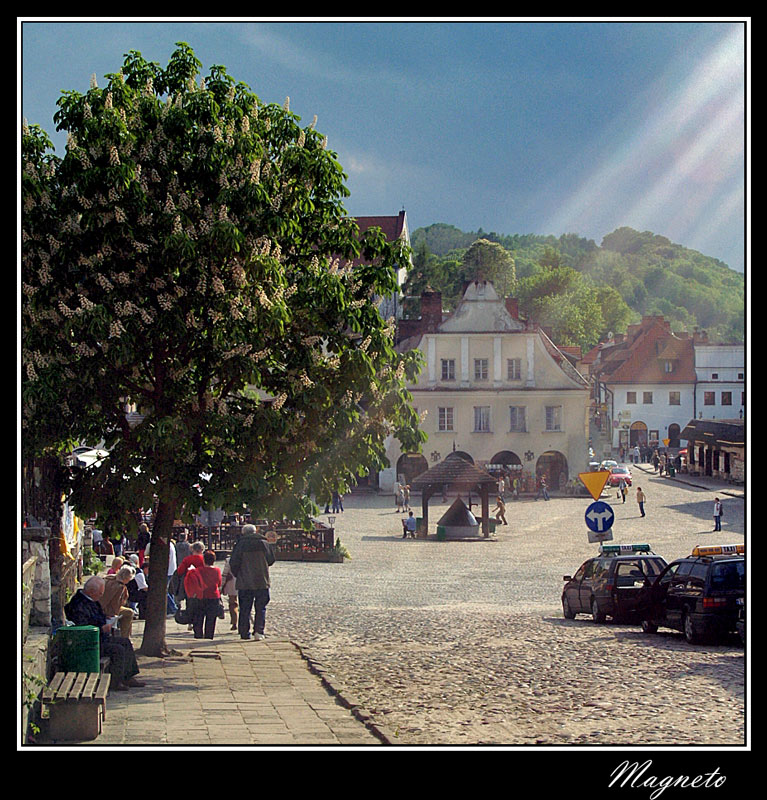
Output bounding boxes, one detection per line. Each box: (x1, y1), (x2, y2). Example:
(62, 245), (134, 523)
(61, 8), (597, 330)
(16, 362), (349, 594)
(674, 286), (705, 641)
(177, 541), (206, 631)
(195, 550), (222, 640)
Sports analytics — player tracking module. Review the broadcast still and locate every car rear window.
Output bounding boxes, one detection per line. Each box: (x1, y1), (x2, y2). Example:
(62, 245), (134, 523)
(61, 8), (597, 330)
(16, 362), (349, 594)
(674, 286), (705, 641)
(709, 560), (744, 590)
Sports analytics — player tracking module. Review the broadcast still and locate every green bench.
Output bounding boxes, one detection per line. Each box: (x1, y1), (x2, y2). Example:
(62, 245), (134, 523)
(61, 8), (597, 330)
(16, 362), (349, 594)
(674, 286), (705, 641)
(42, 671), (111, 741)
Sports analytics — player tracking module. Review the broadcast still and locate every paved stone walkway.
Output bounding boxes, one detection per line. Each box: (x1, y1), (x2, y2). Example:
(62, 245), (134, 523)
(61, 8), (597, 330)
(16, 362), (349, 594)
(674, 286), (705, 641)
(39, 618), (386, 747)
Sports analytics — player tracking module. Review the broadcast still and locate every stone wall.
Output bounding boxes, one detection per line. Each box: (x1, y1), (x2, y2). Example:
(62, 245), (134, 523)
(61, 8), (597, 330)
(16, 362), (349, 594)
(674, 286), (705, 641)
(21, 527), (52, 628)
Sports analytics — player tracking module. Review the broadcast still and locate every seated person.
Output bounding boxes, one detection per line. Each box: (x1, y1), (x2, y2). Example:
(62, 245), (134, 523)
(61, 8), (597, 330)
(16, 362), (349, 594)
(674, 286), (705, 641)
(403, 511), (417, 538)
(64, 576), (145, 691)
(100, 565), (137, 638)
(126, 554), (148, 615)
(106, 556), (124, 575)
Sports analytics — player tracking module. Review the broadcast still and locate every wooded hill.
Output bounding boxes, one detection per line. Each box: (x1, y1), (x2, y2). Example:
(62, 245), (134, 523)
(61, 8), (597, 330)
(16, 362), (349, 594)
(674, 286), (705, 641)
(408, 223), (744, 348)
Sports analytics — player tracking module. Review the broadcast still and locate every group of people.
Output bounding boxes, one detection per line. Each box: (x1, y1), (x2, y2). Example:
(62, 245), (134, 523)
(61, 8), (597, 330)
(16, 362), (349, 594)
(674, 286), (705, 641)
(63, 522), (276, 693)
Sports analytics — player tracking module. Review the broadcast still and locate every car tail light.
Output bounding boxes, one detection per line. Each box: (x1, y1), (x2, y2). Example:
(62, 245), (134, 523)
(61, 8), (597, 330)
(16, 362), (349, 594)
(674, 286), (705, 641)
(703, 597), (728, 609)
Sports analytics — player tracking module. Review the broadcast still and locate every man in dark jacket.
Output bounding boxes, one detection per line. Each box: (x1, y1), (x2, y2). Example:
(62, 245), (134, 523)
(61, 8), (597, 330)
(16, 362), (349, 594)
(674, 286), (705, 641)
(64, 576), (145, 690)
(229, 524), (275, 641)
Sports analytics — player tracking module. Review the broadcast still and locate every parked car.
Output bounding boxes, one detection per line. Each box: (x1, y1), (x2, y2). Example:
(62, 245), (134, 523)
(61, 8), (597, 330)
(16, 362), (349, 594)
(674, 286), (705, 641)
(599, 459), (618, 472)
(639, 544), (745, 644)
(562, 544), (668, 623)
(736, 597), (745, 646)
(607, 465), (633, 487)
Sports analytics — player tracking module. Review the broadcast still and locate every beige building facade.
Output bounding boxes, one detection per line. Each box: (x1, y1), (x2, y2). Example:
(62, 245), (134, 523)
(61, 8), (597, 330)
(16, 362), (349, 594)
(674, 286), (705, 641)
(381, 281), (590, 494)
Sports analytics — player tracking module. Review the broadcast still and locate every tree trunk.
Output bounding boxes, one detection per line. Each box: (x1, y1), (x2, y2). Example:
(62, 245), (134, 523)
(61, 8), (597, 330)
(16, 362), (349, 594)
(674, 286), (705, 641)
(137, 497), (178, 657)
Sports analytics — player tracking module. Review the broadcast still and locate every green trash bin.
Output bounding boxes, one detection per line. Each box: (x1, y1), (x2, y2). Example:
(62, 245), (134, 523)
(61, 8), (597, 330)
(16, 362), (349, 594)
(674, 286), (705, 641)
(55, 625), (101, 673)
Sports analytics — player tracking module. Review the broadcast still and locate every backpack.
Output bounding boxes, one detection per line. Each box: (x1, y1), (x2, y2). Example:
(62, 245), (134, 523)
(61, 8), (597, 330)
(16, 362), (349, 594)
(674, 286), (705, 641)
(183, 567), (205, 600)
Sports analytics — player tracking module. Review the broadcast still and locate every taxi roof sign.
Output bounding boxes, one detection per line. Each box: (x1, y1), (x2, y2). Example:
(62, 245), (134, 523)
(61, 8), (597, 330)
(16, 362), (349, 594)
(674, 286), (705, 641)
(691, 543), (744, 557)
(599, 543), (652, 556)
(578, 470), (611, 501)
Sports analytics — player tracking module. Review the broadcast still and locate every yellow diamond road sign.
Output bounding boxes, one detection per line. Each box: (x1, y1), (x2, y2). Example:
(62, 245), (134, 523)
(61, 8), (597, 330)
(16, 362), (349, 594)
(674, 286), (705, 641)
(578, 470), (611, 501)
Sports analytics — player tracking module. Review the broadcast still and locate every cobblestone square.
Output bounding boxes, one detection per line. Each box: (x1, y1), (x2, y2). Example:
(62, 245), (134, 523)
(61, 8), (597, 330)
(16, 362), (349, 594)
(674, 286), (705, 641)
(265, 468), (746, 746)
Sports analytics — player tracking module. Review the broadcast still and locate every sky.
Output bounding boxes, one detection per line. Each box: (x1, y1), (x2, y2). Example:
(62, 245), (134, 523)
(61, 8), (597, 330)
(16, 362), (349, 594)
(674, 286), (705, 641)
(19, 18), (748, 273)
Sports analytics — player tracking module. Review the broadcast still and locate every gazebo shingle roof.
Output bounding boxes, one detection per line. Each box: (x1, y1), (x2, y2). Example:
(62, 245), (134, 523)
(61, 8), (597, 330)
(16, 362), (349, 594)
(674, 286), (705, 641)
(410, 455), (497, 490)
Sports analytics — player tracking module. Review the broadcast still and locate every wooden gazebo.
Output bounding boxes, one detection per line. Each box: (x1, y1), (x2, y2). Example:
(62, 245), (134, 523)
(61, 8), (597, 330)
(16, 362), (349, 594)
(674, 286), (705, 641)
(410, 454), (499, 537)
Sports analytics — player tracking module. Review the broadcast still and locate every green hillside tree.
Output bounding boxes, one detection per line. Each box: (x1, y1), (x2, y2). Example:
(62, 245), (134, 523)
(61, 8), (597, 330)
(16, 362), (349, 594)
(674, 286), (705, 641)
(22, 43), (425, 656)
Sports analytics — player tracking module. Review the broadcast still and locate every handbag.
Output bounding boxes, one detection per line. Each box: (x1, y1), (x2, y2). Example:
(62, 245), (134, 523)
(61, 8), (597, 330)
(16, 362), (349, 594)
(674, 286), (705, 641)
(217, 599), (226, 619)
(174, 606), (191, 625)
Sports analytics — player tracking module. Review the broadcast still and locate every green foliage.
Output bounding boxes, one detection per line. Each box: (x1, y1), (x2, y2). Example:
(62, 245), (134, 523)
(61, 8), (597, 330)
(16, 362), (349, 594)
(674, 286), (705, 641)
(408, 224), (744, 348)
(22, 42), (426, 530)
(81, 547), (105, 576)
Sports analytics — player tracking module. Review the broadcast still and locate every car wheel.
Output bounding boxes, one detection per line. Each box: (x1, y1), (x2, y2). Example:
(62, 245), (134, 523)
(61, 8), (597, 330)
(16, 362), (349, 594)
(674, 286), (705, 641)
(641, 619), (658, 634)
(683, 611), (700, 644)
(562, 596), (576, 619)
(591, 597), (606, 624)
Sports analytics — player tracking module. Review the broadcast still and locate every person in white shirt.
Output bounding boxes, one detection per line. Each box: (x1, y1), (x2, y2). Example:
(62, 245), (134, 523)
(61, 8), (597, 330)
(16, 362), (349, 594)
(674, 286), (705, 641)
(713, 498), (723, 532)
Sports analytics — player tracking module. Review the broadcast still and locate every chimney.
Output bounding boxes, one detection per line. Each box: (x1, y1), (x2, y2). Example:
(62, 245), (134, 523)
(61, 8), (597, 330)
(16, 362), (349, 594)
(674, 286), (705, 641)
(505, 297), (519, 319)
(420, 289), (443, 331)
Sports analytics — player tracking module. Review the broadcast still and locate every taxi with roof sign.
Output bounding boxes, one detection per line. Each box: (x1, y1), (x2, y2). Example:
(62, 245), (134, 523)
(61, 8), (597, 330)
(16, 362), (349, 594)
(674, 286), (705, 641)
(638, 544), (744, 644)
(562, 544), (668, 624)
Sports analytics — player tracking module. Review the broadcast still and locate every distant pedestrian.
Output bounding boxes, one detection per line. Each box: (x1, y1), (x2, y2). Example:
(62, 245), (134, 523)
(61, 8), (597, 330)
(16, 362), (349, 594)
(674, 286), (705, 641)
(229, 523), (275, 641)
(221, 555), (239, 631)
(512, 477), (520, 501)
(331, 491), (340, 513)
(493, 496), (508, 525)
(713, 498), (723, 532)
(618, 478), (627, 503)
(535, 476), (550, 501)
(633, 446), (641, 465)
(175, 530), (191, 565)
(636, 487), (646, 518)
(402, 485), (411, 512)
(497, 475), (506, 499)
(395, 483), (404, 513)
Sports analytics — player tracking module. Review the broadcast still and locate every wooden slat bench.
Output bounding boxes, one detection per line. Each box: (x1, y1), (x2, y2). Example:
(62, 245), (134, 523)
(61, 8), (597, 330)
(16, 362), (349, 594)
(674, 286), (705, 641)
(42, 671), (111, 741)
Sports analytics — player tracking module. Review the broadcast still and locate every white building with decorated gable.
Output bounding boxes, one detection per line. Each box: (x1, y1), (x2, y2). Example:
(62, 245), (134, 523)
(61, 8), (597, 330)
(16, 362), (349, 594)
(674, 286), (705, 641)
(381, 279), (591, 494)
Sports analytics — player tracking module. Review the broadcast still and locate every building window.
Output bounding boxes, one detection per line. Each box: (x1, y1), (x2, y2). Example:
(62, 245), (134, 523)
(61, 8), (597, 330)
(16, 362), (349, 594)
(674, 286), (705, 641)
(474, 406), (491, 432)
(721, 391), (732, 406)
(545, 406), (562, 432)
(669, 391), (681, 405)
(711, 373), (719, 380)
(704, 392), (715, 406)
(438, 407), (454, 432)
(738, 372), (744, 380)
(474, 358), (489, 380)
(509, 406), (527, 432)
(626, 391), (637, 404)
(507, 358), (522, 380)
(441, 359), (455, 381)
(643, 392), (653, 404)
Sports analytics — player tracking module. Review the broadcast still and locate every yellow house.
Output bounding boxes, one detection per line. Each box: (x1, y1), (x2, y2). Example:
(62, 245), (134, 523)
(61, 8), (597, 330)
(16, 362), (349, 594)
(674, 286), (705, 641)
(383, 280), (590, 494)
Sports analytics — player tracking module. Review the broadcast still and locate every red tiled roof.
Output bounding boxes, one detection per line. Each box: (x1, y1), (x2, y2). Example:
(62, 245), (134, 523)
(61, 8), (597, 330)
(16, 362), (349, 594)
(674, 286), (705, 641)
(603, 318), (696, 383)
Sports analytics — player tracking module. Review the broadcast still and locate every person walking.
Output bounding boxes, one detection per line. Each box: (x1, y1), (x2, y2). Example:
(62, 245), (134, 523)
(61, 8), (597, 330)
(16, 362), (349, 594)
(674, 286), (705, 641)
(221, 555), (239, 631)
(193, 550), (222, 640)
(402, 484), (411, 512)
(395, 483), (404, 513)
(636, 486), (646, 518)
(229, 523), (275, 641)
(713, 497), (723, 532)
(535, 475), (550, 501)
(493, 496), (508, 526)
